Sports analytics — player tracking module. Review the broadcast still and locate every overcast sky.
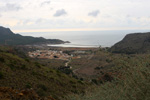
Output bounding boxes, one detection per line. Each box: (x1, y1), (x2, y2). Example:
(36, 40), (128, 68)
(0, 0), (150, 32)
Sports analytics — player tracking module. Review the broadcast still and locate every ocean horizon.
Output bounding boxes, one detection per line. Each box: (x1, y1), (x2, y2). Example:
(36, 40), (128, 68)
(20, 30), (150, 47)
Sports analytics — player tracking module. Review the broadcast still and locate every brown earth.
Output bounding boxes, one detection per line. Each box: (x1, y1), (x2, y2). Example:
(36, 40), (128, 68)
(0, 87), (55, 100)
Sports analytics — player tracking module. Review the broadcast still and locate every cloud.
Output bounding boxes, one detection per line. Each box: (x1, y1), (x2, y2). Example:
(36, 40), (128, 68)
(0, 14), (2, 17)
(40, 0), (51, 6)
(88, 10), (100, 17)
(18, 19), (34, 26)
(35, 18), (45, 24)
(54, 9), (67, 17)
(0, 3), (22, 12)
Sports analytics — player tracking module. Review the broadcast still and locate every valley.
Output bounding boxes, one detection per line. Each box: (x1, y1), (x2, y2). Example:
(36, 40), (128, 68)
(0, 27), (150, 100)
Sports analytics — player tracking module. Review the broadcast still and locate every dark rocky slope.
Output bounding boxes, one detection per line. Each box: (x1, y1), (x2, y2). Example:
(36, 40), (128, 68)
(109, 32), (150, 54)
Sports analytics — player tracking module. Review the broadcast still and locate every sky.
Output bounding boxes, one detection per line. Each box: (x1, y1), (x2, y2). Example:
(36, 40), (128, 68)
(0, 0), (150, 32)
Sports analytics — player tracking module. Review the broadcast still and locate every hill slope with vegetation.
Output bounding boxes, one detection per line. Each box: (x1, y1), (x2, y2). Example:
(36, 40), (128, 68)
(0, 26), (67, 45)
(0, 46), (86, 100)
(67, 50), (150, 100)
(109, 32), (150, 54)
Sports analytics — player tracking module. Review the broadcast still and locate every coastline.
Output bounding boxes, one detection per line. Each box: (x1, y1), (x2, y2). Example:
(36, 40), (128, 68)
(47, 46), (99, 51)
(47, 43), (100, 48)
(25, 44), (99, 51)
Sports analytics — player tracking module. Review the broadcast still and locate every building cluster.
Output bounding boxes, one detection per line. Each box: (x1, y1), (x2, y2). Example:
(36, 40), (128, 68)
(28, 50), (72, 60)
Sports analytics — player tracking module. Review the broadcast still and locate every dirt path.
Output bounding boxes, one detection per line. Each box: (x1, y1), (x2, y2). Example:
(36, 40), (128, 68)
(88, 53), (94, 60)
(65, 59), (71, 67)
(73, 68), (80, 74)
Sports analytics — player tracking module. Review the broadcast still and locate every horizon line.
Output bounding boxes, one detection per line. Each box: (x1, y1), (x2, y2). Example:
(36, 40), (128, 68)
(12, 27), (150, 33)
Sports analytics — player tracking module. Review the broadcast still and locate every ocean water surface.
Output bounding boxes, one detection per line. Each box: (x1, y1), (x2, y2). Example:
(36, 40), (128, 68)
(20, 30), (150, 47)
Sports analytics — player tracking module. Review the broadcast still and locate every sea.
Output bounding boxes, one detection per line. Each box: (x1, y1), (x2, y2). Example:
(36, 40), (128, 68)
(20, 30), (150, 48)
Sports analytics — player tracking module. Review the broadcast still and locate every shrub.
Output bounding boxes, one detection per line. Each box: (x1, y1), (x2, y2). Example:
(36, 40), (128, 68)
(106, 59), (112, 63)
(21, 64), (27, 70)
(95, 67), (102, 70)
(32, 71), (38, 76)
(37, 89), (46, 97)
(0, 57), (5, 62)
(70, 80), (76, 84)
(0, 72), (4, 79)
(38, 84), (47, 91)
(8, 63), (15, 70)
(80, 78), (84, 81)
(91, 79), (98, 85)
(34, 62), (41, 68)
(72, 74), (78, 79)
(24, 58), (30, 62)
(25, 83), (32, 89)
(78, 80), (84, 84)
(60, 69), (73, 75)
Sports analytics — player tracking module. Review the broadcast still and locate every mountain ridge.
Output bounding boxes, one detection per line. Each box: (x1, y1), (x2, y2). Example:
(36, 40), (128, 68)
(0, 26), (14, 35)
(0, 26), (68, 45)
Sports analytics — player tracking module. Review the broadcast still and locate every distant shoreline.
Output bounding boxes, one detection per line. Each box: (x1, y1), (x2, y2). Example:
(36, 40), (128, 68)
(25, 44), (99, 51)
(47, 43), (100, 48)
(46, 46), (99, 51)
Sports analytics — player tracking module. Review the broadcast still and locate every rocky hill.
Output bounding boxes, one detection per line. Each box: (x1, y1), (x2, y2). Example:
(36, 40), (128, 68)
(0, 26), (67, 45)
(109, 32), (150, 54)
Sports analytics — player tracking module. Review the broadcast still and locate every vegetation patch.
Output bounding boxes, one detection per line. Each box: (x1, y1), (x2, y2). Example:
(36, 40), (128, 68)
(0, 72), (4, 79)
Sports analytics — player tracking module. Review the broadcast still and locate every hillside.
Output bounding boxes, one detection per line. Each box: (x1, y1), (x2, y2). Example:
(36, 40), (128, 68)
(0, 26), (67, 45)
(0, 46), (86, 100)
(67, 50), (150, 100)
(109, 32), (150, 54)
(0, 45), (150, 100)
